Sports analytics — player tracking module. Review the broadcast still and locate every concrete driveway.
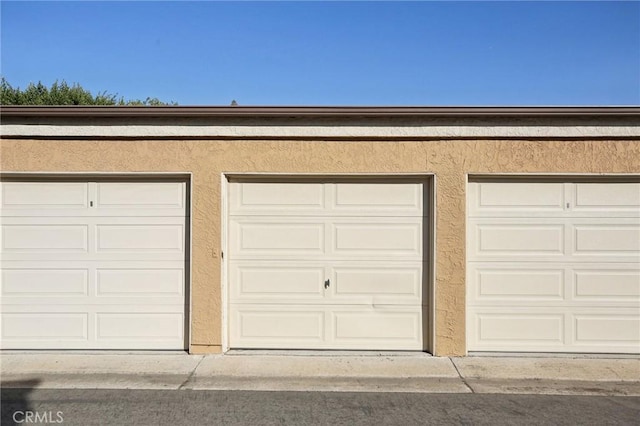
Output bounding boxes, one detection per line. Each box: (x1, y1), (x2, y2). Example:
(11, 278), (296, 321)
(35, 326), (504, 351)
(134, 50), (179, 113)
(0, 352), (640, 395)
(2, 352), (639, 395)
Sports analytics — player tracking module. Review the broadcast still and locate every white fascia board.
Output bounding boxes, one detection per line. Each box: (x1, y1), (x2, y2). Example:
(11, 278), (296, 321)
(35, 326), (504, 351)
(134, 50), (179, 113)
(2, 124), (639, 138)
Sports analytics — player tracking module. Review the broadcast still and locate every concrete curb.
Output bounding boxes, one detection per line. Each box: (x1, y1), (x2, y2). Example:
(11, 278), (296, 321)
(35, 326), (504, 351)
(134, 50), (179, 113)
(450, 357), (640, 382)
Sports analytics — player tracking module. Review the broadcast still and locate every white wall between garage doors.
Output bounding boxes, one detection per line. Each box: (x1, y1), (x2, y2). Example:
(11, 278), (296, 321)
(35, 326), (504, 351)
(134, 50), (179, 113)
(227, 181), (428, 350)
(0, 180), (189, 350)
(467, 181), (640, 354)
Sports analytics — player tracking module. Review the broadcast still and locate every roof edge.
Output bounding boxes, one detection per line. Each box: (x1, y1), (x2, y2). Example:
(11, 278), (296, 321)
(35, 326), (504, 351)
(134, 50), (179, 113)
(2, 106), (640, 118)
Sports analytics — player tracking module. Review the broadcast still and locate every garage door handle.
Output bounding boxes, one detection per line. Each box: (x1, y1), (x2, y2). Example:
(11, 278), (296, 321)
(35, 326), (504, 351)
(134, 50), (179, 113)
(324, 279), (330, 289)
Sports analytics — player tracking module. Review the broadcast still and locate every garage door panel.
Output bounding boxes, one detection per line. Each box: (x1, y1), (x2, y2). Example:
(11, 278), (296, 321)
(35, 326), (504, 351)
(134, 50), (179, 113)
(91, 218), (187, 261)
(1, 224), (89, 253)
(231, 217), (422, 260)
(331, 263), (422, 305)
(216, 217), (424, 261)
(96, 224), (184, 253)
(1, 261), (185, 305)
(230, 306), (325, 346)
(1, 217), (186, 261)
(1, 304), (186, 349)
(574, 224), (640, 254)
(3, 294), (185, 311)
(2, 296), (185, 307)
(574, 269), (640, 300)
(96, 182), (185, 211)
(1, 182), (89, 212)
(230, 262), (423, 306)
(332, 220), (422, 259)
(469, 182), (565, 216)
(1, 291), (186, 306)
(1, 313), (89, 340)
(573, 183), (640, 212)
(471, 223), (564, 257)
(468, 266), (565, 303)
(574, 315), (640, 345)
(96, 268), (184, 297)
(0, 181), (187, 217)
(230, 305), (422, 350)
(469, 263), (640, 307)
(229, 182), (326, 215)
(333, 183), (423, 216)
(230, 262), (325, 303)
(328, 306), (422, 350)
(230, 182), (424, 217)
(472, 312), (565, 345)
(230, 218), (325, 258)
(2, 268), (88, 297)
(469, 181), (640, 218)
(332, 307), (421, 345)
(469, 218), (639, 262)
(96, 312), (184, 340)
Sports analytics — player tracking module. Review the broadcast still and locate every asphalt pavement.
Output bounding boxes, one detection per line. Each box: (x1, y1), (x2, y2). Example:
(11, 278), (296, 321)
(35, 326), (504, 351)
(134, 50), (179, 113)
(2, 388), (639, 426)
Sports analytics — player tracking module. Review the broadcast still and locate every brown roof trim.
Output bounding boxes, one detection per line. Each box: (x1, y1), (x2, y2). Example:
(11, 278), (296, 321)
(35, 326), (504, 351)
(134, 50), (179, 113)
(2, 106), (639, 118)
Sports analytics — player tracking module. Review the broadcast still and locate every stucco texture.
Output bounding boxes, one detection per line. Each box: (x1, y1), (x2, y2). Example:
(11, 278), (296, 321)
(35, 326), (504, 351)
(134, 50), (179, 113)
(2, 138), (639, 356)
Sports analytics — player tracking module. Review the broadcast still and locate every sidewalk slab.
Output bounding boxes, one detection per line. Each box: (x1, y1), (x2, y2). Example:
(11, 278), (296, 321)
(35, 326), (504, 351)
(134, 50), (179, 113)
(1, 353), (203, 375)
(452, 357), (640, 382)
(193, 355), (459, 379)
(185, 377), (470, 393)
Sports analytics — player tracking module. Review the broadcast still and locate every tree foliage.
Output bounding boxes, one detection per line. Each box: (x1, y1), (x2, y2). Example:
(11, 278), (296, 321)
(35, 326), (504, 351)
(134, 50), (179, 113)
(0, 78), (177, 106)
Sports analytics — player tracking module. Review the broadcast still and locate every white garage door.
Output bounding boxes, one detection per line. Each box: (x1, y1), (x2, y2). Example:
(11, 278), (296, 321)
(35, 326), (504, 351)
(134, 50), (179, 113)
(228, 181), (426, 350)
(0, 180), (188, 350)
(468, 180), (640, 353)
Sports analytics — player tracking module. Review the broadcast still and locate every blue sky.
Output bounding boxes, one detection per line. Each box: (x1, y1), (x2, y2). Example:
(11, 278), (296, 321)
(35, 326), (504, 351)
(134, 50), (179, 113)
(1, 1), (638, 106)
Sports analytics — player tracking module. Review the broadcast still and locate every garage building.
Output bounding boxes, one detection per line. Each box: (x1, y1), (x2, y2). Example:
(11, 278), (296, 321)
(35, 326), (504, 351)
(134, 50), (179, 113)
(1, 106), (638, 356)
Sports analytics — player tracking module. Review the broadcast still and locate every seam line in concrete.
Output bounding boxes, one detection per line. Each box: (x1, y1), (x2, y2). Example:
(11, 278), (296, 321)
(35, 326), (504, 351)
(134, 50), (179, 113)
(177, 356), (205, 390)
(449, 358), (474, 394)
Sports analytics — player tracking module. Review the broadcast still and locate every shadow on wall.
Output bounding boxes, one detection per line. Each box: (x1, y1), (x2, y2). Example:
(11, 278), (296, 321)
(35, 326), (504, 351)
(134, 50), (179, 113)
(1, 379), (40, 426)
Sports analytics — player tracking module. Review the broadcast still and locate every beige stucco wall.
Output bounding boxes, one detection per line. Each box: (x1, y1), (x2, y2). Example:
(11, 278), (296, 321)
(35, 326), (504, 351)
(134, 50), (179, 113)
(2, 138), (639, 356)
